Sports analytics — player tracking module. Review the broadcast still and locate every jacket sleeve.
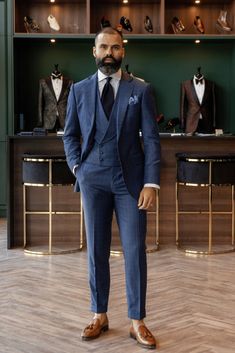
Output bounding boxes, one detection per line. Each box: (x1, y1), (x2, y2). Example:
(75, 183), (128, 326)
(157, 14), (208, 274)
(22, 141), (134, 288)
(62, 84), (82, 173)
(140, 84), (161, 186)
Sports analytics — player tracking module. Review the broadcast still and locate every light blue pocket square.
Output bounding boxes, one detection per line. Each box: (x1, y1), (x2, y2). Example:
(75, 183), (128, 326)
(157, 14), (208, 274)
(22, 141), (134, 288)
(128, 95), (139, 105)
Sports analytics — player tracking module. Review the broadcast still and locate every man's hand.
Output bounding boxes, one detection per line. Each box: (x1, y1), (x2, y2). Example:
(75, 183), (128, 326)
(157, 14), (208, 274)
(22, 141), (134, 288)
(138, 187), (156, 210)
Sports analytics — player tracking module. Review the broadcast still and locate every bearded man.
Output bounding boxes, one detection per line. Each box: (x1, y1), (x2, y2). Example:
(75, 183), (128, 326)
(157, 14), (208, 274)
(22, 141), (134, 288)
(63, 27), (161, 349)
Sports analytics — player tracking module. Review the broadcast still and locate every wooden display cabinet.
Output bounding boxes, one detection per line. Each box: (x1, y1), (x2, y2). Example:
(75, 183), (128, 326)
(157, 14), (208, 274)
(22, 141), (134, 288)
(90, 0), (162, 34)
(165, 0), (235, 35)
(14, 0), (88, 34)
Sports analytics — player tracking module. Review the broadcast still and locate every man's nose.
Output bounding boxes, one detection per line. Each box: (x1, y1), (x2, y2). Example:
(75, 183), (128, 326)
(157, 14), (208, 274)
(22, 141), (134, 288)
(106, 46), (112, 55)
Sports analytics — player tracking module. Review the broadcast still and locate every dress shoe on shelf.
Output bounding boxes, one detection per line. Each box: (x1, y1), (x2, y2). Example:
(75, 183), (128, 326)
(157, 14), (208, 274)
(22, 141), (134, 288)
(81, 316), (109, 341)
(216, 10), (232, 32)
(144, 15), (153, 33)
(101, 16), (111, 28)
(171, 17), (185, 34)
(194, 16), (205, 34)
(120, 16), (133, 32)
(24, 16), (40, 33)
(47, 14), (60, 31)
(130, 324), (157, 349)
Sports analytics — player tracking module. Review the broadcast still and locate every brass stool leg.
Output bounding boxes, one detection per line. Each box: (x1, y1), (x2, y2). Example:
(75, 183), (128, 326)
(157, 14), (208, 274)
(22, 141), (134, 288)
(48, 159), (52, 254)
(232, 185), (234, 246)
(79, 197), (84, 250)
(208, 161), (212, 254)
(23, 184), (26, 248)
(176, 181), (179, 248)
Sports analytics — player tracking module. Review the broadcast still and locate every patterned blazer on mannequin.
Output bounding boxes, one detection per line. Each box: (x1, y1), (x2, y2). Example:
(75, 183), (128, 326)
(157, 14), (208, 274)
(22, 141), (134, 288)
(38, 76), (73, 130)
(180, 79), (216, 134)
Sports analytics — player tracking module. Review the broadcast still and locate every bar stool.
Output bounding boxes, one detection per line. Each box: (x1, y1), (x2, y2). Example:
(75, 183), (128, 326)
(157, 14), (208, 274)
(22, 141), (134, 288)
(176, 153), (235, 254)
(22, 154), (84, 254)
(110, 189), (160, 255)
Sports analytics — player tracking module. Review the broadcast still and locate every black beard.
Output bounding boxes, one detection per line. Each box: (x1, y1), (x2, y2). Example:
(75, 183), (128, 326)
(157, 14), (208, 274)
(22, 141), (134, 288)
(96, 55), (122, 75)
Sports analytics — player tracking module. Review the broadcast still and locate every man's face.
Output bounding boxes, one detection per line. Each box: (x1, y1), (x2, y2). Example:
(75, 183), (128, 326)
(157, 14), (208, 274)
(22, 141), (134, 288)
(93, 33), (125, 75)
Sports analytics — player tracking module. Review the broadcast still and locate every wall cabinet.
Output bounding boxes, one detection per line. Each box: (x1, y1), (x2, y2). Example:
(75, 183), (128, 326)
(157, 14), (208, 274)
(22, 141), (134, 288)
(10, 0), (235, 134)
(14, 0), (235, 35)
(1, 0), (235, 215)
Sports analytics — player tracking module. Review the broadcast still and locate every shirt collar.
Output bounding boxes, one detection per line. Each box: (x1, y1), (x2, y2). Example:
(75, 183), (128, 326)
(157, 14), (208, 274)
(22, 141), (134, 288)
(98, 68), (122, 82)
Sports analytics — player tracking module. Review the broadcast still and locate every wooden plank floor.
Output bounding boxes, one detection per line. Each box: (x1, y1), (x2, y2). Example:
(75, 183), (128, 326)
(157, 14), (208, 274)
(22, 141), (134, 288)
(1, 217), (235, 353)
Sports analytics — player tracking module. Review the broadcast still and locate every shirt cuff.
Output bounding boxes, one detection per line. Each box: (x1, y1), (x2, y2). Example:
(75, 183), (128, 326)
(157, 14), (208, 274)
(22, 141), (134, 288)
(144, 183), (160, 189)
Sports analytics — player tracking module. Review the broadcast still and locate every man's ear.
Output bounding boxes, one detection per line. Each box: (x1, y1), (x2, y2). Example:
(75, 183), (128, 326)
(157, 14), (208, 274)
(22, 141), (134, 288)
(93, 46), (96, 58)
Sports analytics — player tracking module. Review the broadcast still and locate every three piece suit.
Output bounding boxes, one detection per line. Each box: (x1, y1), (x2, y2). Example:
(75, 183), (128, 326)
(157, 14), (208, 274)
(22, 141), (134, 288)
(63, 71), (161, 319)
(180, 79), (216, 134)
(38, 76), (73, 130)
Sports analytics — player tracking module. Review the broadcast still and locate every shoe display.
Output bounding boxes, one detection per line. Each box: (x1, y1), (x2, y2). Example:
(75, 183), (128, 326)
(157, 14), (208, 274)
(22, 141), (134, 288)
(24, 16), (40, 33)
(171, 17), (185, 34)
(194, 16), (205, 34)
(120, 16), (133, 32)
(130, 324), (157, 349)
(144, 15), (153, 33)
(100, 16), (111, 28)
(217, 10), (232, 32)
(81, 317), (109, 341)
(47, 14), (60, 31)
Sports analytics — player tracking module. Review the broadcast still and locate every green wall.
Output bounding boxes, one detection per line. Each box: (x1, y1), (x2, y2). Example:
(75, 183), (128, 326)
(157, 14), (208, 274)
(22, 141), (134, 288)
(14, 38), (234, 133)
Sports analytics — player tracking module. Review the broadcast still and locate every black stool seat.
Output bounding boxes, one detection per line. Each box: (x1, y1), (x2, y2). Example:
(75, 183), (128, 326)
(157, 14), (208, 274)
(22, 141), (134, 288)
(22, 154), (75, 186)
(175, 152), (235, 254)
(176, 153), (235, 186)
(22, 154), (83, 255)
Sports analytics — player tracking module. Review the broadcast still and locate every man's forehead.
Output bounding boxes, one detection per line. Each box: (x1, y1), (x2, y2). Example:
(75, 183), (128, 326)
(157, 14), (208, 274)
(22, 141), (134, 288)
(96, 33), (122, 45)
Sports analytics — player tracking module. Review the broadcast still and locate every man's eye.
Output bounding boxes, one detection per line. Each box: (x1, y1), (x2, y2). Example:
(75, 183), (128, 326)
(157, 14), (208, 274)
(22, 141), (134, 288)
(113, 46), (121, 50)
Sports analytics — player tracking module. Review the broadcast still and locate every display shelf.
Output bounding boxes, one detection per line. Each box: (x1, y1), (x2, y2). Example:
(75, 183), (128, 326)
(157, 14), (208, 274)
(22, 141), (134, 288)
(165, 0), (235, 35)
(13, 32), (235, 41)
(14, 0), (235, 36)
(90, 0), (162, 34)
(14, 0), (88, 34)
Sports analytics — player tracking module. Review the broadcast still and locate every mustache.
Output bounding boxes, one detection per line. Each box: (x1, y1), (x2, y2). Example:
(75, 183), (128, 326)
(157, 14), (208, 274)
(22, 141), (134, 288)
(101, 55), (118, 64)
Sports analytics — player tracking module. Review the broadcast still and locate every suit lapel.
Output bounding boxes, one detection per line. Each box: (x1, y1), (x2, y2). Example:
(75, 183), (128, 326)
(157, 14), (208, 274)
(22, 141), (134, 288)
(201, 79), (210, 105)
(86, 73), (97, 126)
(116, 72), (134, 137)
(57, 78), (69, 102)
(190, 79), (200, 106)
(45, 77), (57, 100)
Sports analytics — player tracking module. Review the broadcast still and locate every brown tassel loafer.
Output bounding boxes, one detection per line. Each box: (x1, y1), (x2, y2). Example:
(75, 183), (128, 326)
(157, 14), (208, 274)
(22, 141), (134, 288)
(81, 317), (109, 341)
(130, 324), (157, 349)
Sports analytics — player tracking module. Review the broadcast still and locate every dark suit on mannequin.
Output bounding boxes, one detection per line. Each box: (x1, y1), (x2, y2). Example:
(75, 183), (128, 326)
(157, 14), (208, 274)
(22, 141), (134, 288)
(38, 76), (73, 130)
(180, 78), (216, 134)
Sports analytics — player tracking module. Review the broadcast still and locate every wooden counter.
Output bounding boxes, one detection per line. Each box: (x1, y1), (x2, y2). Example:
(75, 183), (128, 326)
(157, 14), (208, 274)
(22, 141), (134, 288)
(7, 134), (235, 249)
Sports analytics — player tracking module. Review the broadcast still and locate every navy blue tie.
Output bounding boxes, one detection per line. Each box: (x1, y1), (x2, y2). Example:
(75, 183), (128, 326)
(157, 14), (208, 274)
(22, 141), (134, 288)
(101, 77), (114, 119)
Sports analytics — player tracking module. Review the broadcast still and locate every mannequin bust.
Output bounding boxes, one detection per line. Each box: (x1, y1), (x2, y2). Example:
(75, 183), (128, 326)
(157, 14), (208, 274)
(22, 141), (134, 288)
(38, 65), (73, 131)
(180, 67), (216, 134)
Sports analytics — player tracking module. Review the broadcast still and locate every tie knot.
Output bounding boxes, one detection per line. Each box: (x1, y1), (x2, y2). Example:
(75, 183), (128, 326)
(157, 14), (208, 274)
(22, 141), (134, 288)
(106, 76), (112, 83)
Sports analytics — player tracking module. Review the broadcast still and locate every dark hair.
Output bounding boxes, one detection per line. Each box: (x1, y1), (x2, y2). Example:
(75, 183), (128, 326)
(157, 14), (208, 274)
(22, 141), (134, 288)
(95, 27), (123, 45)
